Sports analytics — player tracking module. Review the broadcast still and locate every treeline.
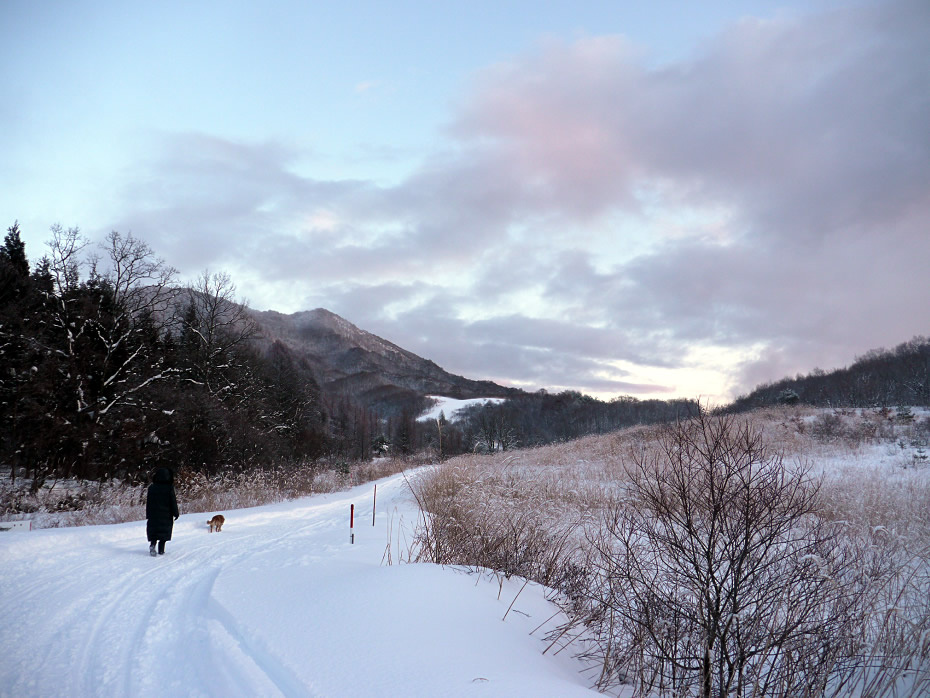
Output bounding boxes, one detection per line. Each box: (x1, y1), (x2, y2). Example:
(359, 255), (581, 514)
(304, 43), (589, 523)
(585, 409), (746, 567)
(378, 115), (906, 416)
(725, 337), (930, 413)
(450, 392), (699, 454)
(0, 223), (328, 488)
(402, 390), (700, 457)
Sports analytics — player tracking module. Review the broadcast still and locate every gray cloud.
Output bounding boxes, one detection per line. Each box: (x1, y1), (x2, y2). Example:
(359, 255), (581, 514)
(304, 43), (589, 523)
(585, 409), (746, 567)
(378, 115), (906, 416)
(112, 0), (929, 401)
(449, 0), (929, 393)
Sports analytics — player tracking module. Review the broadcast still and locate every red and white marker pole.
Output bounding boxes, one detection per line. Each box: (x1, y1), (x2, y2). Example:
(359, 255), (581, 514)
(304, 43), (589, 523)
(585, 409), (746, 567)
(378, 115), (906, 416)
(350, 503), (355, 544)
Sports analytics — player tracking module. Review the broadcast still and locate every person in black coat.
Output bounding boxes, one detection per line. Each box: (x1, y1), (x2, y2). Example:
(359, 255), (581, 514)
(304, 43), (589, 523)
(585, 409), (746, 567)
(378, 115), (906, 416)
(146, 467), (179, 556)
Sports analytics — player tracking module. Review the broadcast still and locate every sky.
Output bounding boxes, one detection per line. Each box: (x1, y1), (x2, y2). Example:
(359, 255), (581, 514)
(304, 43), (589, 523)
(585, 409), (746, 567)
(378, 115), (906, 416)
(2, 0), (928, 404)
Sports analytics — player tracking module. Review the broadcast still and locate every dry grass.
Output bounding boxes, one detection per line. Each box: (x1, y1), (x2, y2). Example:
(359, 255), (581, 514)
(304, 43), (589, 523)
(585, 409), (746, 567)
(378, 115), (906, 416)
(0, 455), (419, 529)
(412, 406), (930, 556)
(409, 407), (930, 697)
(410, 407), (930, 569)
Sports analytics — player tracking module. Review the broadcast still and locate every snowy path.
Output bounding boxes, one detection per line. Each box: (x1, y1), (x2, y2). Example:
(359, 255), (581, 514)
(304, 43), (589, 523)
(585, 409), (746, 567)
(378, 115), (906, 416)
(0, 472), (598, 697)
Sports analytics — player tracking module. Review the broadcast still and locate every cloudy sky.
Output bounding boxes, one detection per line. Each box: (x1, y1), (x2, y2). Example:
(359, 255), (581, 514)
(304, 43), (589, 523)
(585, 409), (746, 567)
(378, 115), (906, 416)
(2, 0), (928, 404)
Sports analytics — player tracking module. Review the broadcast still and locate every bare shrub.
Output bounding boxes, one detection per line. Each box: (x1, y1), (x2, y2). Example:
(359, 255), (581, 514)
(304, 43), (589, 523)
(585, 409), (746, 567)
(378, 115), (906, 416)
(407, 459), (579, 587)
(575, 413), (872, 697)
(812, 412), (847, 442)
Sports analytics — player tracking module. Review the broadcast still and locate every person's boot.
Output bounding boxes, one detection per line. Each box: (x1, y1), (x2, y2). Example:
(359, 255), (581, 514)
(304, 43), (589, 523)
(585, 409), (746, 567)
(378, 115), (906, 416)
(149, 542), (157, 557)
(158, 541), (166, 555)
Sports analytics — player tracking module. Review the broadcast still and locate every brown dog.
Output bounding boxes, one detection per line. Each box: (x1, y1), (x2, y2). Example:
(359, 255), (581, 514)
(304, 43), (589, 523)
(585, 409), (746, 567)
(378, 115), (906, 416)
(207, 514), (225, 533)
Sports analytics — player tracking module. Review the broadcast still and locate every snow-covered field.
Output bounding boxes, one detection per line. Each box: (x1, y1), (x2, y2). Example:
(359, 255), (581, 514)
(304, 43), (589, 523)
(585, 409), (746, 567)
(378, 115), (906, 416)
(0, 471), (597, 697)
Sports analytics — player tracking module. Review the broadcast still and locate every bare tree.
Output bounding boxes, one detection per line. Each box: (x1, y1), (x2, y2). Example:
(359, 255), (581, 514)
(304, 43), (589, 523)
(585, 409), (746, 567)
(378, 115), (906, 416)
(98, 230), (178, 319)
(473, 408), (499, 453)
(582, 413), (866, 697)
(467, 404), (518, 452)
(179, 270), (259, 401)
(45, 230), (180, 419)
(40, 225), (90, 365)
(80, 231), (183, 418)
(45, 223), (88, 297)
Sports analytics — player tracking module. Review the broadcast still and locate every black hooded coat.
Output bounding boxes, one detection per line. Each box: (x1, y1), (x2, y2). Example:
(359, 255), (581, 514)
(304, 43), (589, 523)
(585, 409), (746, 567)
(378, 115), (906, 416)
(146, 468), (179, 542)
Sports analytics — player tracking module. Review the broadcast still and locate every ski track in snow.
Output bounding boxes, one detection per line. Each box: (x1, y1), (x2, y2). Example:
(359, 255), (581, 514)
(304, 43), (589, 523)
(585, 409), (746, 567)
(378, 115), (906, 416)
(2, 481), (393, 697)
(0, 473), (597, 698)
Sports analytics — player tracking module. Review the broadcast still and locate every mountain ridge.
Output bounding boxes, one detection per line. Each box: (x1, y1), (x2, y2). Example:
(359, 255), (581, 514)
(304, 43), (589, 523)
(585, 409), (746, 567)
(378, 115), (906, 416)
(248, 306), (518, 414)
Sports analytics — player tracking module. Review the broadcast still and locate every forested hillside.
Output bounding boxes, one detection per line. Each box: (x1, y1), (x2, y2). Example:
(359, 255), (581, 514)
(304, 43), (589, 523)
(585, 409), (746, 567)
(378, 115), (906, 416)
(249, 307), (519, 415)
(449, 391), (698, 453)
(726, 337), (930, 413)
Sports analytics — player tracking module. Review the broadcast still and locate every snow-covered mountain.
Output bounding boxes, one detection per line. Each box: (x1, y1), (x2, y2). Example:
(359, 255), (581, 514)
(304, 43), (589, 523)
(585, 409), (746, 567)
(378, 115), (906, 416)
(250, 307), (517, 413)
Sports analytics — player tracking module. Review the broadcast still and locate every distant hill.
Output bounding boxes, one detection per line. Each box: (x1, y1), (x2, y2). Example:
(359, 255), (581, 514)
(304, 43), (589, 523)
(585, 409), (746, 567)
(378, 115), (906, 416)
(248, 307), (519, 415)
(725, 336), (930, 412)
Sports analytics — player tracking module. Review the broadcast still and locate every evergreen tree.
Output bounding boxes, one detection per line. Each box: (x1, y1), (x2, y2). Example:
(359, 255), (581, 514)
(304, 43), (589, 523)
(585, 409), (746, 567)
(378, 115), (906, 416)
(1, 221), (29, 277)
(0, 221), (30, 306)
